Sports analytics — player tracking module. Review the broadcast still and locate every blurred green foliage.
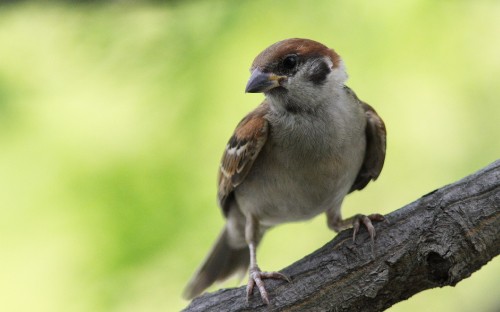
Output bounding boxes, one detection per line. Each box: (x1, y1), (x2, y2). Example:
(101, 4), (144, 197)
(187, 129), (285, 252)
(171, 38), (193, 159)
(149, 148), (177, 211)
(0, 1), (498, 311)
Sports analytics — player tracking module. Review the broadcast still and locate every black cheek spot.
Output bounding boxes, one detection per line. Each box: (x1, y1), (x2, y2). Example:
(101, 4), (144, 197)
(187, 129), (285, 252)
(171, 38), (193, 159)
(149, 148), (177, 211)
(309, 61), (331, 85)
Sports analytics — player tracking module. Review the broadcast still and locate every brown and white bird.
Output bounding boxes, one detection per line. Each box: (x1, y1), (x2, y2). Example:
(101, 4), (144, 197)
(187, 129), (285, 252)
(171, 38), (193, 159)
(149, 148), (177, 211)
(183, 38), (386, 305)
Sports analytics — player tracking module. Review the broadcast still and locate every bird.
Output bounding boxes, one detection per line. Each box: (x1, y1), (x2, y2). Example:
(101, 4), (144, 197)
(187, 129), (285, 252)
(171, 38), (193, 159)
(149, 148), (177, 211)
(183, 38), (386, 305)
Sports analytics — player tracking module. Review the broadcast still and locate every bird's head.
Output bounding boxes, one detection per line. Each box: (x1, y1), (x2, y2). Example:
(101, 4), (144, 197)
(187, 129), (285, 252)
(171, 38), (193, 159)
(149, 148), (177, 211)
(245, 38), (348, 112)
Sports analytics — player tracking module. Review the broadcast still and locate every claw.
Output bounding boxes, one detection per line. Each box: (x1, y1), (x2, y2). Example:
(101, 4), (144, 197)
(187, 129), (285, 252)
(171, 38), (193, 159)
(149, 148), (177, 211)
(246, 266), (291, 305)
(351, 213), (385, 243)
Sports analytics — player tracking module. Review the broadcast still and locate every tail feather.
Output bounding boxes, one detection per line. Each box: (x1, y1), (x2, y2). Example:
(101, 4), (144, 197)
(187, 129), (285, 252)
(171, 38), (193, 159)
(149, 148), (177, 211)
(183, 227), (249, 300)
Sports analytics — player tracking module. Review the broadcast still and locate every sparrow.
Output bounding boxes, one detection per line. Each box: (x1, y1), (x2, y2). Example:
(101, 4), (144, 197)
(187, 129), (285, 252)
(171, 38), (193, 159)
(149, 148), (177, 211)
(183, 38), (386, 305)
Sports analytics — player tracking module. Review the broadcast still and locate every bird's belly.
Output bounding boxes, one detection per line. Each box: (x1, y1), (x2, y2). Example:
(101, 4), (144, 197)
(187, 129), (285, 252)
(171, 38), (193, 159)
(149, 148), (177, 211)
(234, 153), (358, 226)
(257, 184), (346, 226)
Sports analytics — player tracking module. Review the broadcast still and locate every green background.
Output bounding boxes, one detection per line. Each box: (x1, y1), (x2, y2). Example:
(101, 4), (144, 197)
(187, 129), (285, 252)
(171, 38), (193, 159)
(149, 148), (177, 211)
(0, 1), (499, 311)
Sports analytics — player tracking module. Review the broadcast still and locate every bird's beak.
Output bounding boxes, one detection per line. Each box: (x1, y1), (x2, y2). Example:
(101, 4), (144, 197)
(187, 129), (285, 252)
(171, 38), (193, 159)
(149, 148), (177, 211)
(245, 69), (285, 93)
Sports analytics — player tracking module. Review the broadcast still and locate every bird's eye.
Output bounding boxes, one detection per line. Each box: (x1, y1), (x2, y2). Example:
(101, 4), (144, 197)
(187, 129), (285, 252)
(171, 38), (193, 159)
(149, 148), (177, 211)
(282, 55), (298, 70)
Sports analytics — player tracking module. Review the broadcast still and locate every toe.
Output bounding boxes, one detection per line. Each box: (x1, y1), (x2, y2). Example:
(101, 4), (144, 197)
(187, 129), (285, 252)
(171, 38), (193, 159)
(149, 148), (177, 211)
(254, 277), (269, 305)
(261, 271), (291, 283)
(362, 216), (376, 241)
(246, 278), (255, 302)
(368, 213), (385, 222)
(352, 216), (361, 242)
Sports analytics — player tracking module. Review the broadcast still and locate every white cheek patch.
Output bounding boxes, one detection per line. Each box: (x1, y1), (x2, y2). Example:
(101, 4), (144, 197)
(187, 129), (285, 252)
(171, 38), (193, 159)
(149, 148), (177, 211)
(330, 59), (348, 84)
(324, 58), (334, 68)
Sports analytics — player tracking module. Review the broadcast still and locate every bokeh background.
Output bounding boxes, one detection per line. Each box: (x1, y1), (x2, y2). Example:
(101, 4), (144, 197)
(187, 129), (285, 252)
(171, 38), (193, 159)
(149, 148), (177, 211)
(0, 1), (499, 311)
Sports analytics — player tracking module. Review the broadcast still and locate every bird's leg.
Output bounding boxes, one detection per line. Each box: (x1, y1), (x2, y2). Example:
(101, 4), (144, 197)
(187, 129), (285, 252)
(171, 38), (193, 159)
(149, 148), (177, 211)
(245, 216), (291, 305)
(327, 208), (385, 244)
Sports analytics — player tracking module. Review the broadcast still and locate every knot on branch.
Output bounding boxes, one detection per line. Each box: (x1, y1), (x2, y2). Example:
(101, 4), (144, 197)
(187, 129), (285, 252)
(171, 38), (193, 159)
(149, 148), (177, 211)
(426, 252), (451, 285)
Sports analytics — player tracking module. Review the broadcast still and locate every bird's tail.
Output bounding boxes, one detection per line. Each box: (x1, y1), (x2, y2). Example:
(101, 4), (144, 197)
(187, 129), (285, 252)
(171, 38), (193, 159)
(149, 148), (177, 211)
(183, 227), (250, 300)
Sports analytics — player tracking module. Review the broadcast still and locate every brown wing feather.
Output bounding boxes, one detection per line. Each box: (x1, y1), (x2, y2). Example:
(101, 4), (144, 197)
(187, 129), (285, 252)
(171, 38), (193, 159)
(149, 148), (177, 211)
(218, 101), (269, 216)
(346, 87), (387, 192)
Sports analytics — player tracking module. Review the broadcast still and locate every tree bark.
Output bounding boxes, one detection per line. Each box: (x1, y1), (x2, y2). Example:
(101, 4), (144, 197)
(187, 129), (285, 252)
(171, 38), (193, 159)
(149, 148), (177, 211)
(183, 160), (500, 312)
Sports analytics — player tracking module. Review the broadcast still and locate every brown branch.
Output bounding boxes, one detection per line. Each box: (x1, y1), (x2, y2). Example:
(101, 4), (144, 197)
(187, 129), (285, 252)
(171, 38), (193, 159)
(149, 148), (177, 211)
(183, 160), (500, 312)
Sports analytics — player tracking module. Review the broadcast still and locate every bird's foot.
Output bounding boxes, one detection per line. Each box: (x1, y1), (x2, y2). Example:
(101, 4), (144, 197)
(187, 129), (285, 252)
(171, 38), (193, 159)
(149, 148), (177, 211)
(352, 213), (385, 243)
(246, 266), (291, 305)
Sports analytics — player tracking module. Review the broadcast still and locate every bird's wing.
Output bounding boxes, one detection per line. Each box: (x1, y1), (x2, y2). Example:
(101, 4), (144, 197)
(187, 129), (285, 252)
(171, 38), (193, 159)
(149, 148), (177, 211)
(347, 88), (387, 192)
(218, 101), (270, 216)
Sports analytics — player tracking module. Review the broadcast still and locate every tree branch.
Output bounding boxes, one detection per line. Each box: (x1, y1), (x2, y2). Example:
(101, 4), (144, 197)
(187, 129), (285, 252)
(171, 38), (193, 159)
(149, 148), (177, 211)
(183, 160), (500, 312)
